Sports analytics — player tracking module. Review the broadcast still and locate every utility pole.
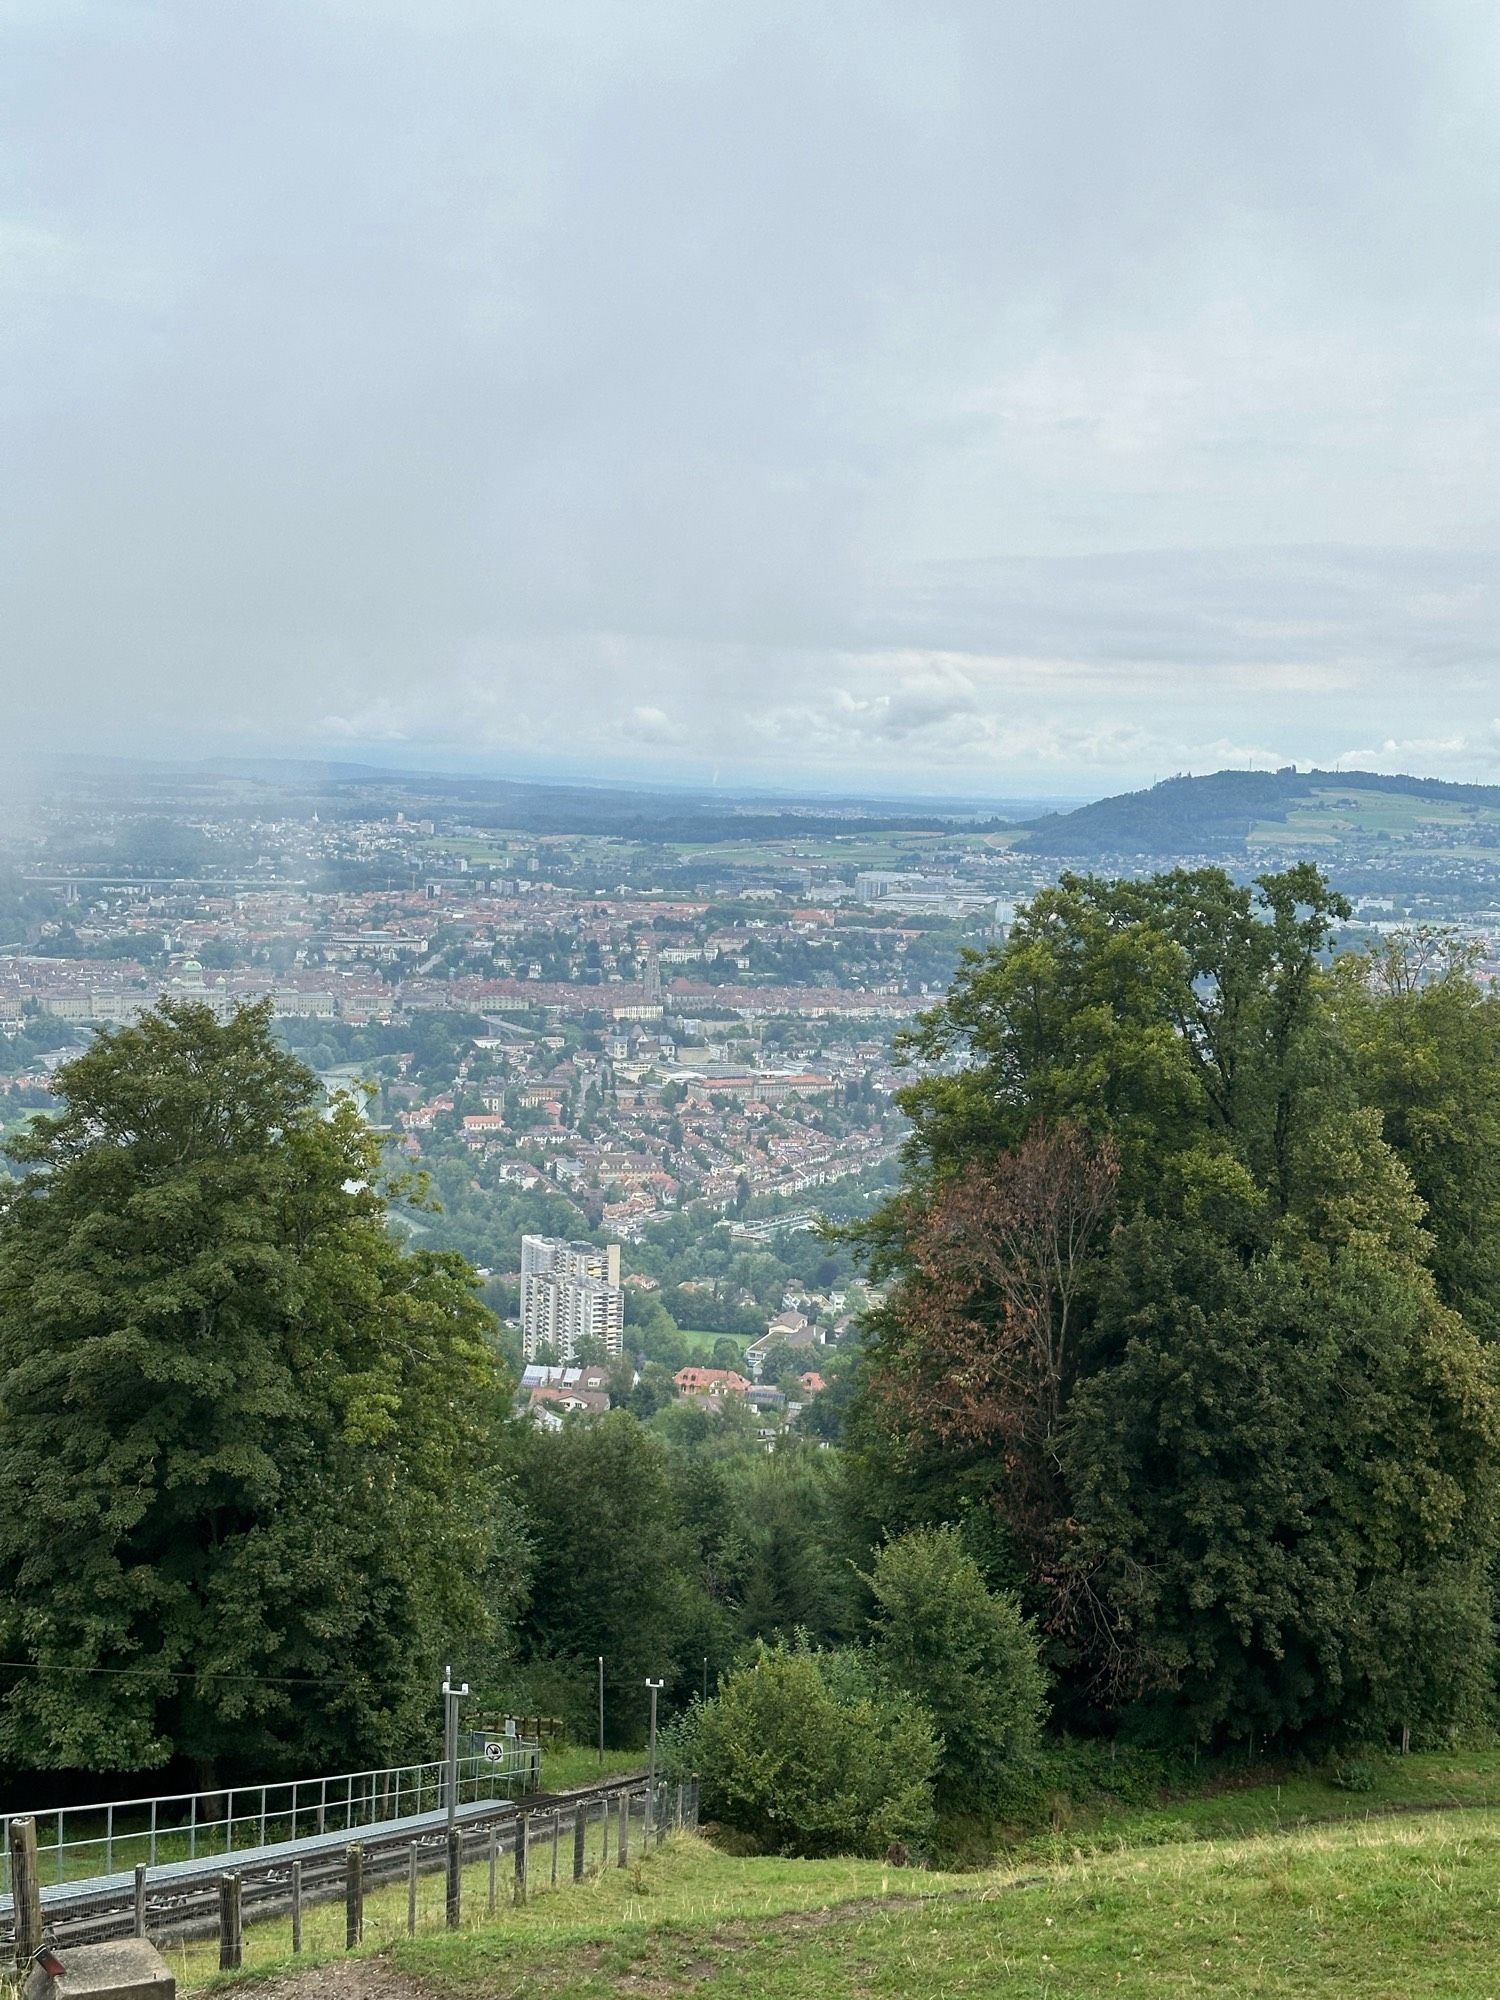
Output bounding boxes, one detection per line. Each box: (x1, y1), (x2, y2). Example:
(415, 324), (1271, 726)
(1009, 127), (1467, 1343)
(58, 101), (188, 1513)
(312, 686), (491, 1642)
(597, 1656), (605, 1768)
(645, 1678), (665, 1837)
(442, 1664), (470, 1831)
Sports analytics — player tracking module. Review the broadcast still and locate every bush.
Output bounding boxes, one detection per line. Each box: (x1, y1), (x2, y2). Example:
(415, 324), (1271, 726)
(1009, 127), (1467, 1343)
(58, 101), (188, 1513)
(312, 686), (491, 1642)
(866, 1526), (1047, 1814)
(670, 1640), (938, 1857)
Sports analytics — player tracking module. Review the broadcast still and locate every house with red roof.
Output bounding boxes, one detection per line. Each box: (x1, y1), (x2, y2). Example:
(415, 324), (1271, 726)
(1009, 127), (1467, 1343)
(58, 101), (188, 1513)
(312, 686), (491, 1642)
(673, 1366), (751, 1399)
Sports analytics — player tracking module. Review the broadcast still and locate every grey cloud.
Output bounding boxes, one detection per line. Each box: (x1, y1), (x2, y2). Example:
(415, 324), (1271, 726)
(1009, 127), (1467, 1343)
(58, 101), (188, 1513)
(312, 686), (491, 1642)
(1, 1), (1498, 792)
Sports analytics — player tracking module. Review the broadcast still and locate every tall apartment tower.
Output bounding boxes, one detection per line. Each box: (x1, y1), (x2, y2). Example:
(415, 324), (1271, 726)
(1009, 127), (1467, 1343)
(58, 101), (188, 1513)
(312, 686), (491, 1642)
(520, 1236), (624, 1361)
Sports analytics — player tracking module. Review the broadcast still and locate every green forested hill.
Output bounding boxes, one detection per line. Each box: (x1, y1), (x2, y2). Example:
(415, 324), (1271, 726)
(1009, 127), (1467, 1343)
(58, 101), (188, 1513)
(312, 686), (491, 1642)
(1019, 767), (1500, 857)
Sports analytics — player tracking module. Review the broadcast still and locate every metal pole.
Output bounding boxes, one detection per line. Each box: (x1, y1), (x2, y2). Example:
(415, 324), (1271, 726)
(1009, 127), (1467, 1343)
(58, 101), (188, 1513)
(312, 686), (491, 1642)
(645, 1679), (664, 1840)
(442, 1665), (469, 1830)
(597, 1656), (605, 1768)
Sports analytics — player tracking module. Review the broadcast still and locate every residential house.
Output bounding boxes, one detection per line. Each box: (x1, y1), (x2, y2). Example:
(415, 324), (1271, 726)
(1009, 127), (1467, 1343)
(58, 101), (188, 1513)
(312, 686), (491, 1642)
(673, 1366), (751, 1399)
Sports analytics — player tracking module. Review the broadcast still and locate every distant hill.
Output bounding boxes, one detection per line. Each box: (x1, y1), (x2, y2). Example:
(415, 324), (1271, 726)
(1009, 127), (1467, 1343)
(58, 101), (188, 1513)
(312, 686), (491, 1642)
(1018, 768), (1500, 858)
(52, 755), (1014, 845)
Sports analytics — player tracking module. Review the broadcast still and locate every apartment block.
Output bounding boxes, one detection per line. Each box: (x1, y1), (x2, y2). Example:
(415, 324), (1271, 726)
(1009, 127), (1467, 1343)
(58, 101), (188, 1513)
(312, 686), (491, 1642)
(520, 1235), (624, 1361)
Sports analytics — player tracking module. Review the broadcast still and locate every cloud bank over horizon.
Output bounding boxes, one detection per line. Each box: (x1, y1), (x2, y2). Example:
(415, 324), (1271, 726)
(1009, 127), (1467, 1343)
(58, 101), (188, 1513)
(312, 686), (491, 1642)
(3, 2), (1499, 795)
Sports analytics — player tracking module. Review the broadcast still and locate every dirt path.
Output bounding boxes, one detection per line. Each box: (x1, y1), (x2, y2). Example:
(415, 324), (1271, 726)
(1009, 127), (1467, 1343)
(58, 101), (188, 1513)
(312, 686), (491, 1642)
(233, 1959), (438, 2000)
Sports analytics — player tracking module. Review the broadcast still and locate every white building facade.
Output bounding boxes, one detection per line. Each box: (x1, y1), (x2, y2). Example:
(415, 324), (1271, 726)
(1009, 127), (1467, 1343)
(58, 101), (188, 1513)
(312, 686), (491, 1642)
(520, 1235), (624, 1361)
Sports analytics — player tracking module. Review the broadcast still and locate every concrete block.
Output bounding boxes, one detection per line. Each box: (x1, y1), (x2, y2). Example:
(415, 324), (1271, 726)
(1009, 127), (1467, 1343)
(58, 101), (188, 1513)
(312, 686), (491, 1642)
(23, 1940), (175, 2000)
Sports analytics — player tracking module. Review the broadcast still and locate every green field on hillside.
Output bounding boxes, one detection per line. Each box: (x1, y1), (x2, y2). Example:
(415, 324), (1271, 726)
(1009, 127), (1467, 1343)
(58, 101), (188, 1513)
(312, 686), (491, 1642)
(1250, 785), (1500, 849)
(195, 1752), (1500, 1998)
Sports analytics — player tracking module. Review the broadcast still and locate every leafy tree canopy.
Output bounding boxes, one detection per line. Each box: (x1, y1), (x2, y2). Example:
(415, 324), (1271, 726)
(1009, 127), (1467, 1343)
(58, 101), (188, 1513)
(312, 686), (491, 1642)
(851, 869), (1500, 1750)
(0, 1000), (523, 1782)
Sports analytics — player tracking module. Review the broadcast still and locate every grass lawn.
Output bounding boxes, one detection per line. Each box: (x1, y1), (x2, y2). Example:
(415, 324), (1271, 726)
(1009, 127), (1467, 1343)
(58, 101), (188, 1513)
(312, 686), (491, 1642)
(198, 1816), (1500, 1999)
(537, 1746), (644, 1792)
(675, 1328), (751, 1359)
(193, 1752), (1500, 1998)
(999, 1745), (1500, 1865)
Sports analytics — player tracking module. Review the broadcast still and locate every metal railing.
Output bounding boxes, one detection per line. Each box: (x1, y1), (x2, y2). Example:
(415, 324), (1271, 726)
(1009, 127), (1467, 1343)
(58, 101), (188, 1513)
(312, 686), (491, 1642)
(3, 1774), (693, 1969)
(1, 1745), (539, 1898)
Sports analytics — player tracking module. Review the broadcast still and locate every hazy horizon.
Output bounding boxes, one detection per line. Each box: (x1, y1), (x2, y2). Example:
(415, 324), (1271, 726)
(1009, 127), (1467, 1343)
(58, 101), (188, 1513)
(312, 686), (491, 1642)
(4, 3), (1498, 792)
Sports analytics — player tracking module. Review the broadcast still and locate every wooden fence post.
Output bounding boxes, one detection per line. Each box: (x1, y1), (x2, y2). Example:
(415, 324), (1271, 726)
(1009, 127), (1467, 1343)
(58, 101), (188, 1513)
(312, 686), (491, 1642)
(513, 1812), (528, 1907)
(551, 1811), (559, 1886)
(218, 1874), (243, 1972)
(9, 1817), (42, 1972)
(445, 1825), (462, 1930)
(487, 1825), (498, 1916)
(291, 1859), (303, 1953)
(407, 1844), (418, 1936)
(346, 1844), (364, 1949)
(616, 1791), (629, 1868)
(572, 1804), (586, 1880)
(133, 1863), (148, 1939)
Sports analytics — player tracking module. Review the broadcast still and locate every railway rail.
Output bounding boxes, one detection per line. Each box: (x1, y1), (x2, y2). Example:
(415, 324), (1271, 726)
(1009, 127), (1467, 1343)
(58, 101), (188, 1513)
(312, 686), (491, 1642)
(6, 1772), (650, 1951)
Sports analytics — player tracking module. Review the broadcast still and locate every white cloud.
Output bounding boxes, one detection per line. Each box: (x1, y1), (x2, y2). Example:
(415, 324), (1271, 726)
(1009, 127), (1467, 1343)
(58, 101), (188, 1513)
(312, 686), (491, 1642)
(622, 705), (688, 746)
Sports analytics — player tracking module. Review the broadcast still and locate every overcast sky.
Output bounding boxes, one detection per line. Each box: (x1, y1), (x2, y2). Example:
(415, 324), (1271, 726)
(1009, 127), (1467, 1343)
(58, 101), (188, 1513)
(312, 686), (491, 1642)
(4, 1), (1498, 798)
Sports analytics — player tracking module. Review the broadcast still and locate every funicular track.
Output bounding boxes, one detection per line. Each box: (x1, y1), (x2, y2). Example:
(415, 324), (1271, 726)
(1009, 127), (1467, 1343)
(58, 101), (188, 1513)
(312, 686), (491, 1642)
(8, 1773), (646, 1949)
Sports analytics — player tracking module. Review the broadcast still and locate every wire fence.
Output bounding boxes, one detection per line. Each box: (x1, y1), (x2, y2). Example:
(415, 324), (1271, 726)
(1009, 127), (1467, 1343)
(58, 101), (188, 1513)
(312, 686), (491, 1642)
(0, 1745), (541, 1897)
(3, 1777), (696, 1988)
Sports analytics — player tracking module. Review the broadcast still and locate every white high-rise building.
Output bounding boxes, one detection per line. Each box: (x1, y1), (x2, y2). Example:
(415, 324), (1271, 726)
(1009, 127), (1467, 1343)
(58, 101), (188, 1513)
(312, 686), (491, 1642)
(520, 1236), (624, 1361)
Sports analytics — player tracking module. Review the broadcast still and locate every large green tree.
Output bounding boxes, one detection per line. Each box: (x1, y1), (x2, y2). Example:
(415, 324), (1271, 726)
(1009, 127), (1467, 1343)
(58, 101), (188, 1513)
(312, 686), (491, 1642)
(852, 870), (1500, 1748)
(507, 1410), (697, 1741)
(0, 1000), (523, 1781)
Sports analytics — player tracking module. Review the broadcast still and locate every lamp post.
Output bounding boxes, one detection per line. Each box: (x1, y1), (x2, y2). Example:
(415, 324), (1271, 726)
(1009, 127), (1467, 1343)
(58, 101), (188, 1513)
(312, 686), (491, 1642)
(598, 1656), (605, 1768)
(645, 1679), (665, 1836)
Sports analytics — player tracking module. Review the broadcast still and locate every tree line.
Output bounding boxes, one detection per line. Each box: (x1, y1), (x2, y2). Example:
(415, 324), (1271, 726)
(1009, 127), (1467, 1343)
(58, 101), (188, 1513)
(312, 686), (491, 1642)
(2, 866), (1498, 1844)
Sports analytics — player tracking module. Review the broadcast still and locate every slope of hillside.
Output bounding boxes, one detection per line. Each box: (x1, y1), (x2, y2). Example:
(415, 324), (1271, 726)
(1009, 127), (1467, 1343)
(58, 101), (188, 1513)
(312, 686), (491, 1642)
(1021, 767), (1500, 858)
(199, 1751), (1500, 1999)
